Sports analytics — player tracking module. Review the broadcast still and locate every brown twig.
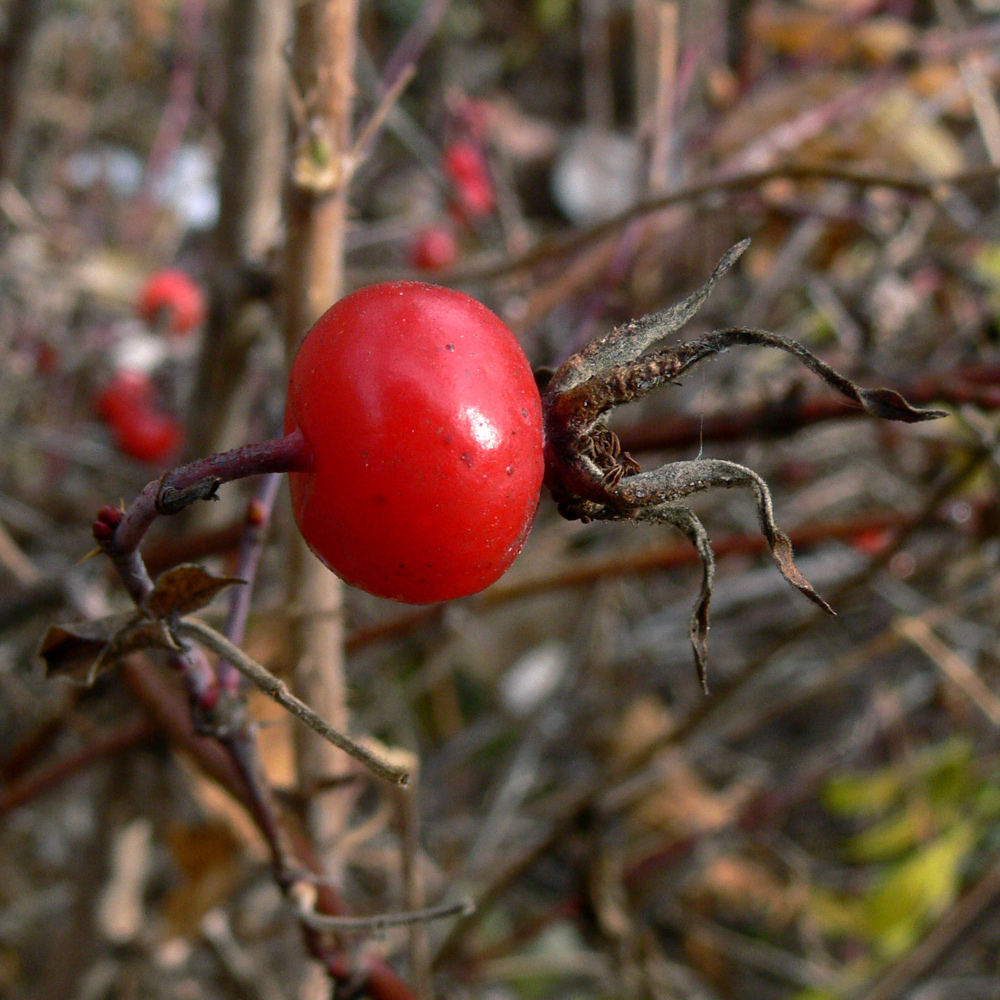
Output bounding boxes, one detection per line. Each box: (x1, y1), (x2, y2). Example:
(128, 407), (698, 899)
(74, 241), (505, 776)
(283, 0), (359, 864)
(0, 716), (157, 819)
(449, 162), (1000, 283)
(177, 618), (409, 785)
(118, 656), (419, 1000)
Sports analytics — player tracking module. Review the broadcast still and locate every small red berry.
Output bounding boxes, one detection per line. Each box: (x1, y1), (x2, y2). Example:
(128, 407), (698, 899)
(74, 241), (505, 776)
(95, 370), (154, 424)
(138, 269), (205, 336)
(443, 140), (485, 182)
(410, 226), (459, 271)
(35, 342), (59, 375)
(285, 282), (544, 604)
(111, 406), (183, 464)
(851, 528), (894, 555)
(443, 140), (495, 220)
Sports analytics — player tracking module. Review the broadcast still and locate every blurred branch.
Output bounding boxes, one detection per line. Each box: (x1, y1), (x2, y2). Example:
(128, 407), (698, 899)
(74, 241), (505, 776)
(190, 0), (290, 457)
(451, 162), (1000, 283)
(0, 0), (50, 181)
(618, 363), (1000, 454)
(0, 716), (156, 819)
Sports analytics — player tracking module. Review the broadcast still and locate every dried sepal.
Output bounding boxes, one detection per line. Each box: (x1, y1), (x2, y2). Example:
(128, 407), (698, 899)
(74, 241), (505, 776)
(669, 328), (947, 423)
(644, 504), (716, 694)
(614, 458), (834, 615)
(548, 239), (750, 395)
(540, 240), (946, 692)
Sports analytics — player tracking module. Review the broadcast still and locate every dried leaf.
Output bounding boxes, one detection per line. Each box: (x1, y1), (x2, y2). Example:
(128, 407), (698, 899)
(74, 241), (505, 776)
(631, 751), (748, 838)
(99, 617), (181, 665)
(162, 819), (246, 938)
(143, 564), (244, 619)
(39, 612), (180, 682)
(39, 614), (137, 681)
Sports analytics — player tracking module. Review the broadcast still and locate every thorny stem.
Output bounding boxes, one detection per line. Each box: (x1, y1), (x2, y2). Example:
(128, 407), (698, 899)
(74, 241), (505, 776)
(177, 617), (410, 786)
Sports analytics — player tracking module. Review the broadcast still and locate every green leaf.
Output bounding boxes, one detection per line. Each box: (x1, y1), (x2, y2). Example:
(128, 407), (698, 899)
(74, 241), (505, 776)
(844, 803), (929, 862)
(823, 768), (905, 818)
(862, 822), (976, 958)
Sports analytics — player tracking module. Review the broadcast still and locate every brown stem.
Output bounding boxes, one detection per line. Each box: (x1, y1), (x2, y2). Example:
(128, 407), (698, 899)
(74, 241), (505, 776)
(283, 0), (358, 866)
(119, 656), (418, 1000)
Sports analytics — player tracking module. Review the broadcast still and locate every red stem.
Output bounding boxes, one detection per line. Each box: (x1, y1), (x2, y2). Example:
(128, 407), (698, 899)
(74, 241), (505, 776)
(106, 430), (312, 599)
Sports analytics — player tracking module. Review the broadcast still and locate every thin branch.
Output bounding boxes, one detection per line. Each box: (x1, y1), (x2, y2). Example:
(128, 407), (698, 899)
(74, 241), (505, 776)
(176, 617), (409, 786)
(296, 896), (473, 933)
(451, 162), (1000, 282)
(118, 656), (419, 1000)
(218, 473), (284, 696)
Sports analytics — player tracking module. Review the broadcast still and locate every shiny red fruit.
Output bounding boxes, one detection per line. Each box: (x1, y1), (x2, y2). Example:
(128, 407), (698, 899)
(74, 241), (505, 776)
(138, 269), (205, 336)
(285, 282), (544, 604)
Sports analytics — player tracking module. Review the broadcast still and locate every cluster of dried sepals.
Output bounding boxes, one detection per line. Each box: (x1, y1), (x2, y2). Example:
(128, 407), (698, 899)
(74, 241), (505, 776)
(540, 240), (947, 692)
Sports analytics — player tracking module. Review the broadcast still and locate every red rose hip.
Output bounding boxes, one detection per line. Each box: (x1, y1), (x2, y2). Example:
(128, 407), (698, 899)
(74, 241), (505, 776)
(285, 281), (544, 604)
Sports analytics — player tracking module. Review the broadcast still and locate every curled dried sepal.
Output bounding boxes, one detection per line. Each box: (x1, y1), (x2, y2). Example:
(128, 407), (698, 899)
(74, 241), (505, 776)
(613, 459), (829, 610)
(670, 328), (948, 423)
(540, 239), (947, 692)
(645, 504), (716, 694)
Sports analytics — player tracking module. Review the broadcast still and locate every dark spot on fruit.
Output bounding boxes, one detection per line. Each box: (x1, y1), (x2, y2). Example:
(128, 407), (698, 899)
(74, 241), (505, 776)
(460, 452), (473, 467)
(446, 343), (455, 351)
(506, 465), (514, 475)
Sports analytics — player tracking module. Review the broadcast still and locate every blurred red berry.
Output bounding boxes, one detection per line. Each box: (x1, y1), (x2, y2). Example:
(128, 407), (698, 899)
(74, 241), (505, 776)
(850, 528), (894, 555)
(410, 226), (459, 271)
(443, 140), (483, 181)
(35, 342), (59, 375)
(95, 370), (154, 424)
(443, 140), (495, 220)
(111, 406), (183, 464)
(138, 268), (205, 336)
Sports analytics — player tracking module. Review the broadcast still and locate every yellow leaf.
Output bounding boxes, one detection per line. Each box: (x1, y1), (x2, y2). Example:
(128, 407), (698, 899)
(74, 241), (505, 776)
(863, 822), (976, 958)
